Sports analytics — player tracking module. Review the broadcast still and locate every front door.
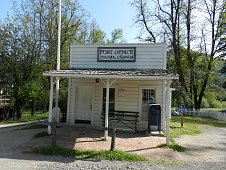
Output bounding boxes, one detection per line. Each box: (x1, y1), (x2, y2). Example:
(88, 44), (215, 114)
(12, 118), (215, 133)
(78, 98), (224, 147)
(141, 89), (156, 120)
(75, 85), (93, 124)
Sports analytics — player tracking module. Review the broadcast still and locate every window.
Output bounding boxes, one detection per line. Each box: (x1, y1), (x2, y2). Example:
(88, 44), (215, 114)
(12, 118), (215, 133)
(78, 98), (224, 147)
(142, 89), (155, 104)
(102, 88), (115, 117)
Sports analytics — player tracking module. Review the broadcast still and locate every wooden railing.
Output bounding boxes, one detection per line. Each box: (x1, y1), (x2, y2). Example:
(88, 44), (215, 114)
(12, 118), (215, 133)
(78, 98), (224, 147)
(102, 110), (139, 133)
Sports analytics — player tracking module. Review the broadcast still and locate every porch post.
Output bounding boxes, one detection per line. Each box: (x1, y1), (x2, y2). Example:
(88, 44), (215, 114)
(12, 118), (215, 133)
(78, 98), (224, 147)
(166, 80), (171, 145)
(104, 79), (110, 139)
(54, 77), (60, 123)
(48, 77), (54, 134)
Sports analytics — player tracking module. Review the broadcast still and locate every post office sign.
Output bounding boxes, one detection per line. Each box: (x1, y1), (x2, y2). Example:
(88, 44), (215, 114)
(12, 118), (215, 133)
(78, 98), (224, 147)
(97, 47), (136, 62)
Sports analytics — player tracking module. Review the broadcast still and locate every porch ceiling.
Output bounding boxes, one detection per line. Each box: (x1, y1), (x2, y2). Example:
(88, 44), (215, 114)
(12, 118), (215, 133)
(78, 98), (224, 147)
(43, 68), (179, 80)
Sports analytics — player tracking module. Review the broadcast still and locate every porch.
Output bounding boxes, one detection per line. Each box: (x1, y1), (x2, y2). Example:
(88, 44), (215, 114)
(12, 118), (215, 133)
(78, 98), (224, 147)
(43, 68), (178, 145)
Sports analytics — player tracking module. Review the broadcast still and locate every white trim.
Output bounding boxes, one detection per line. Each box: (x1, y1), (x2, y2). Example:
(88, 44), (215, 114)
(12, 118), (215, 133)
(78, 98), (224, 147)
(71, 84), (76, 124)
(162, 80), (167, 131)
(91, 85), (95, 125)
(43, 73), (178, 80)
(166, 80), (171, 145)
(66, 78), (72, 123)
(104, 79), (110, 138)
(71, 43), (167, 48)
(163, 45), (167, 70)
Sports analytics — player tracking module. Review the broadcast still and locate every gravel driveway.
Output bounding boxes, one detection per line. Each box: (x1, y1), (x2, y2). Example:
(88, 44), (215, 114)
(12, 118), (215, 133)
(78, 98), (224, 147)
(0, 124), (226, 170)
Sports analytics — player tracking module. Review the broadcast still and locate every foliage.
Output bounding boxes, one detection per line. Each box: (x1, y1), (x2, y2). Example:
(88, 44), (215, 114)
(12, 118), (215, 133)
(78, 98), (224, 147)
(0, 0), (126, 121)
(205, 91), (223, 108)
(0, 112), (48, 125)
(209, 100), (222, 108)
(222, 101), (226, 108)
(201, 98), (210, 108)
(107, 28), (125, 43)
(33, 146), (148, 161)
(131, 0), (226, 110)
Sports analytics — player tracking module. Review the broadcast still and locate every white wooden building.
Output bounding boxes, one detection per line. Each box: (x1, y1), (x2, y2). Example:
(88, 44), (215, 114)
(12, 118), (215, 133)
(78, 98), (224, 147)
(44, 43), (178, 141)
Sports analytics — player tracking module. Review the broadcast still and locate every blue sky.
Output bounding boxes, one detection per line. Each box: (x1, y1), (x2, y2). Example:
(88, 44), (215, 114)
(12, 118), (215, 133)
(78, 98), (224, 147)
(0, 0), (140, 42)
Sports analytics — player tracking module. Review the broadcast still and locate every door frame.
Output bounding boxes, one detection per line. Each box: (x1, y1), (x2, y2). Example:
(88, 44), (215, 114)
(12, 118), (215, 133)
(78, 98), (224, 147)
(73, 83), (95, 125)
(139, 86), (157, 122)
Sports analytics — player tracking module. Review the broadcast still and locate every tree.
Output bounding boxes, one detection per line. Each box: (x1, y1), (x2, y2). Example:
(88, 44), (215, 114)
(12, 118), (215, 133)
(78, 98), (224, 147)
(132, 0), (226, 110)
(87, 20), (105, 44)
(107, 28), (125, 43)
(0, 0), (93, 119)
(0, 18), (40, 118)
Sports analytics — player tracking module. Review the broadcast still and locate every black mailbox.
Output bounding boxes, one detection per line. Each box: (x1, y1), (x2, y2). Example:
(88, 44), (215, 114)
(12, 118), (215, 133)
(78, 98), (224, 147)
(148, 104), (161, 133)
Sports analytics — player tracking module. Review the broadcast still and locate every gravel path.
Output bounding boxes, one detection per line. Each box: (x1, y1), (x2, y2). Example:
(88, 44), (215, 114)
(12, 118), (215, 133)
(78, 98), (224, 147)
(175, 125), (226, 162)
(0, 124), (226, 170)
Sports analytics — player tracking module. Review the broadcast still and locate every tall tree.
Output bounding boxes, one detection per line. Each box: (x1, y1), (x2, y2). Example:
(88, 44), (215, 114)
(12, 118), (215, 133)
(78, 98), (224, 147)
(132, 0), (226, 109)
(0, 0), (92, 118)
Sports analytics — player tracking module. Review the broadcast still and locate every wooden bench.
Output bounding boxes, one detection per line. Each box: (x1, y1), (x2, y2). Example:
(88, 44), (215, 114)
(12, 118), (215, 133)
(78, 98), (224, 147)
(102, 110), (139, 133)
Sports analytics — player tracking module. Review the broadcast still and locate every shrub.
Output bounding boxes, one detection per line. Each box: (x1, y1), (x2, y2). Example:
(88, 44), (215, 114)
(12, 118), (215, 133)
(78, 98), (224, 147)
(222, 101), (226, 108)
(209, 100), (222, 108)
(201, 98), (210, 108)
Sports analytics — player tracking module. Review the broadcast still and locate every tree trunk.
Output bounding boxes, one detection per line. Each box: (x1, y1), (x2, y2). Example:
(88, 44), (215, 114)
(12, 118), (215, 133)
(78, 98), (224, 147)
(15, 99), (22, 119)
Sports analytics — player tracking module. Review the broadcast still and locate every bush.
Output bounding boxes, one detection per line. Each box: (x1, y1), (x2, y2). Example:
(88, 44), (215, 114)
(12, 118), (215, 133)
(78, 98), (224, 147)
(222, 101), (226, 108)
(209, 100), (222, 108)
(201, 98), (210, 108)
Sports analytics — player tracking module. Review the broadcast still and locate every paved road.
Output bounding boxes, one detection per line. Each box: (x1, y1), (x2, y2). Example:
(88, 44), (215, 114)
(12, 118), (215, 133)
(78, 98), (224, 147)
(0, 124), (226, 170)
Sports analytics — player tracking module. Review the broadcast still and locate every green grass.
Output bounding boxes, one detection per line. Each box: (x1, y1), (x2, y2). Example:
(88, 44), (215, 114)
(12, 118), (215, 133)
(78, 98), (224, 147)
(170, 116), (202, 139)
(33, 146), (148, 161)
(158, 143), (187, 152)
(21, 124), (48, 130)
(167, 115), (226, 151)
(0, 112), (48, 125)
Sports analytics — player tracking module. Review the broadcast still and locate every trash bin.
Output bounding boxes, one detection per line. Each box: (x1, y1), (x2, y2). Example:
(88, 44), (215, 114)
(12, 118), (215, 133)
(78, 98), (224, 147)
(148, 104), (161, 133)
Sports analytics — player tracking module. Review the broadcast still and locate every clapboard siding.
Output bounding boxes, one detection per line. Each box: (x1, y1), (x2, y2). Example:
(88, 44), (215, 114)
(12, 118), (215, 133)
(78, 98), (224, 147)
(70, 43), (166, 69)
(67, 78), (166, 131)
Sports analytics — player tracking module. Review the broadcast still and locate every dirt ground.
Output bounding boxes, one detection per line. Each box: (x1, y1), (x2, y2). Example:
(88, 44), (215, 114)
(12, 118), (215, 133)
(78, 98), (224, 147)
(2, 124), (226, 162)
(19, 126), (179, 160)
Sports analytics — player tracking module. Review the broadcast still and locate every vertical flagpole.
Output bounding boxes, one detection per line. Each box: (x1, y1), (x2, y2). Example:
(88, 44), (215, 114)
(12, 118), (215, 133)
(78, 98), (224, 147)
(57, 0), (61, 71)
(55, 0), (61, 122)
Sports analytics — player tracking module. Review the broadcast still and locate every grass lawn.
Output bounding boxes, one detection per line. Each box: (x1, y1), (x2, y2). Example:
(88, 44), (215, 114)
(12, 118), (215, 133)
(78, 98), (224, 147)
(33, 146), (148, 161)
(163, 115), (226, 151)
(32, 114), (226, 158)
(0, 112), (48, 125)
(170, 115), (226, 138)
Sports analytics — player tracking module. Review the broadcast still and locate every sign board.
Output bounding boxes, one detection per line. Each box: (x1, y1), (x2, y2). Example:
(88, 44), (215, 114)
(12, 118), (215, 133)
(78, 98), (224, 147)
(178, 103), (185, 113)
(97, 47), (136, 62)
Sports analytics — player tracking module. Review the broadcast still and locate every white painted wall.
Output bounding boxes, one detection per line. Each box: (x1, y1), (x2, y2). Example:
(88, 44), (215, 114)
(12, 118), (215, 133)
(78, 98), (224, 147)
(70, 43), (167, 70)
(67, 78), (165, 131)
(67, 43), (168, 131)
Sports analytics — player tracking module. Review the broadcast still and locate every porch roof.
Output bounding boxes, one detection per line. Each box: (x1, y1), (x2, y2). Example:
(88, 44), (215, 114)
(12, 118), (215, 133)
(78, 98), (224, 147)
(43, 68), (178, 80)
